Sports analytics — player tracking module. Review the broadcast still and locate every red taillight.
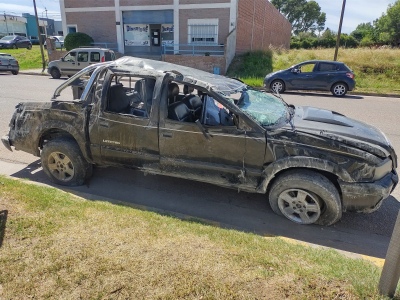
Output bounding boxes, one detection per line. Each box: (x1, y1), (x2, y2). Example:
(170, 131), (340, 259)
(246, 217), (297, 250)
(101, 56), (105, 62)
(346, 72), (354, 79)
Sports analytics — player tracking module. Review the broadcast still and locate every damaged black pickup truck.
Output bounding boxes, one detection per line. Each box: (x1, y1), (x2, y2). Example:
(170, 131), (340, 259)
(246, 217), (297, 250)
(2, 57), (398, 225)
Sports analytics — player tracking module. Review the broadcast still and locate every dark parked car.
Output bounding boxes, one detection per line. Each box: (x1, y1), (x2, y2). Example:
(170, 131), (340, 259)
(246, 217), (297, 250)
(264, 60), (355, 97)
(0, 52), (19, 75)
(0, 35), (32, 50)
(2, 57), (397, 226)
(29, 36), (40, 45)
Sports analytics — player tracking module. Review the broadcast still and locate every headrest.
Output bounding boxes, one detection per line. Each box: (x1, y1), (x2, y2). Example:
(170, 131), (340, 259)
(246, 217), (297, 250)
(168, 82), (179, 98)
(183, 85), (194, 95)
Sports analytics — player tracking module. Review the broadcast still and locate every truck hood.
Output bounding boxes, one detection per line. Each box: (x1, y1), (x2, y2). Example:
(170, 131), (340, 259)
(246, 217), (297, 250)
(289, 106), (394, 159)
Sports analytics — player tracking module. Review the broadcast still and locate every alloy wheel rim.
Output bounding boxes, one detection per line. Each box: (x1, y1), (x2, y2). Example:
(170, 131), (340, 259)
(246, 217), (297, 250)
(47, 151), (75, 182)
(334, 85), (345, 95)
(272, 82), (283, 92)
(277, 189), (321, 224)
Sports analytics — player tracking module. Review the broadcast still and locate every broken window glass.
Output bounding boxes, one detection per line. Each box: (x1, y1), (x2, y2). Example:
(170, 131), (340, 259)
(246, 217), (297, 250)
(235, 90), (288, 127)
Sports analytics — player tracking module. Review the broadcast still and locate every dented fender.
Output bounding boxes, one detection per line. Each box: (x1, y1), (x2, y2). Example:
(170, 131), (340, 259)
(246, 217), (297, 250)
(257, 156), (353, 193)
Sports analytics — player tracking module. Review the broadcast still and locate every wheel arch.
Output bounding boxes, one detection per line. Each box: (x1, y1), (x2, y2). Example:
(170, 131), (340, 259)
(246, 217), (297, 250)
(37, 122), (92, 162)
(257, 157), (352, 196)
(330, 81), (349, 91)
(49, 66), (62, 76)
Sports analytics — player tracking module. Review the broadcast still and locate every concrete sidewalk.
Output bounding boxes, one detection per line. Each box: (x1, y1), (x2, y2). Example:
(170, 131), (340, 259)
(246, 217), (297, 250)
(19, 69), (49, 76)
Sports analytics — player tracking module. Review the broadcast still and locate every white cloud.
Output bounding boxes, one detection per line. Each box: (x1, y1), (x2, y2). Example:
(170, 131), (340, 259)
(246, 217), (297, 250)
(0, 1), (61, 20)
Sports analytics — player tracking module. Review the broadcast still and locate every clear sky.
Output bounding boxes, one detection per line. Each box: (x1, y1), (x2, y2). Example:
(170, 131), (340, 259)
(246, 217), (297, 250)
(0, 0), (397, 33)
(318, 0), (396, 33)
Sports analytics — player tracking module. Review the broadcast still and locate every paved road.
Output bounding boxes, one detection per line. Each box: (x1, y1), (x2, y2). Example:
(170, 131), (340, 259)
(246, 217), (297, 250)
(0, 74), (399, 258)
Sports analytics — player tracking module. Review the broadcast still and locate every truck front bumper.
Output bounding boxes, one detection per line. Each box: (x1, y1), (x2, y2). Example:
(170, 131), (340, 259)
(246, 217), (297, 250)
(1, 135), (12, 152)
(340, 170), (398, 212)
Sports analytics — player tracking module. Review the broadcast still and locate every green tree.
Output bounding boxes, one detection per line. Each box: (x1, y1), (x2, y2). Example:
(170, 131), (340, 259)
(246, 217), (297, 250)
(64, 32), (94, 51)
(376, 1), (400, 45)
(350, 22), (377, 43)
(271, 0), (326, 34)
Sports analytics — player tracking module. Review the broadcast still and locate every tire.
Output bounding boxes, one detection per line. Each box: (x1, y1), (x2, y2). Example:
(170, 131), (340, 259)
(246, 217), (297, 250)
(268, 170), (342, 226)
(27, 44), (32, 50)
(12, 44), (17, 49)
(11, 70), (18, 75)
(331, 82), (348, 97)
(270, 80), (285, 93)
(41, 138), (93, 186)
(50, 68), (61, 79)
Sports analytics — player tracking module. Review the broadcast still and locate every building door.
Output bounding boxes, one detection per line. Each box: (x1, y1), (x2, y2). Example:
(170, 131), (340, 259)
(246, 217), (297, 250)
(150, 25), (161, 55)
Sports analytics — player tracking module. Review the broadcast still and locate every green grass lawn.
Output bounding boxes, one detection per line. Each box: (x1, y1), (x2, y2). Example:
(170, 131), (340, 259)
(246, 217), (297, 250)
(0, 175), (397, 299)
(0, 45), (48, 70)
(227, 48), (400, 95)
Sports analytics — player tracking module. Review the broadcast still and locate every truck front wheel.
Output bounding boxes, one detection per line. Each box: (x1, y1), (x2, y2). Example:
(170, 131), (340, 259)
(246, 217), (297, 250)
(50, 68), (61, 79)
(41, 138), (92, 186)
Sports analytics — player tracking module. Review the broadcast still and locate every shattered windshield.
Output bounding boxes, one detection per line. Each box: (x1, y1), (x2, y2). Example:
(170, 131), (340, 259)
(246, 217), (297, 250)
(230, 89), (289, 127)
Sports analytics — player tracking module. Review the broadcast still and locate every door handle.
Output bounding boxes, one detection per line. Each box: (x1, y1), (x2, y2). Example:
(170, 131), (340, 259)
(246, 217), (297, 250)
(99, 120), (109, 127)
(162, 132), (173, 138)
(72, 62), (75, 65)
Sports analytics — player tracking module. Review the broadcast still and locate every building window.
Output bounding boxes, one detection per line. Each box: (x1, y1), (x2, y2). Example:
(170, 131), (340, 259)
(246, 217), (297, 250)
(67, 25), (77, 34)
(188, 19), (218, 45)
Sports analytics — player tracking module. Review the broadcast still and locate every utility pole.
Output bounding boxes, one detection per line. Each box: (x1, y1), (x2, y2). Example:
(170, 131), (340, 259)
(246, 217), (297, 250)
(33, 0), (46, 72)
(3, 12), (9, 35)
(334, 0), (346, 61)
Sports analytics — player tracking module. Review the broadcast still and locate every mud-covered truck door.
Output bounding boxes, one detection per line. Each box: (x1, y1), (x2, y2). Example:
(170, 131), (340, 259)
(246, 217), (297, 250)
(88, 70), (160, 168)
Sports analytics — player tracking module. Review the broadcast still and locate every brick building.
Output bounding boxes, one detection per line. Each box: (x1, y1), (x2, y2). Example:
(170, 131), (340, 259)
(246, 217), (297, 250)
(60, 0), (291, 74)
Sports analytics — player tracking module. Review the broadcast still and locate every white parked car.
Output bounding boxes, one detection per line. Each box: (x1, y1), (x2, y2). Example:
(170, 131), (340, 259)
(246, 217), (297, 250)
(44, 36), (65, 49)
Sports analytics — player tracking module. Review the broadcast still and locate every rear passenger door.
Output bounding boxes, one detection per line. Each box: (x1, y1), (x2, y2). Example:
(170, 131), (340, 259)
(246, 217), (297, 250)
(94, 75), (159, 168)
(314, 62), (339, 88)
(89, 51), (101, 64)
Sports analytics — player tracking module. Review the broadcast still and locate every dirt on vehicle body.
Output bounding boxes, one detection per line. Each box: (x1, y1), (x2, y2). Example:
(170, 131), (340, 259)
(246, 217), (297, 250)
(2, 57), (398, 226)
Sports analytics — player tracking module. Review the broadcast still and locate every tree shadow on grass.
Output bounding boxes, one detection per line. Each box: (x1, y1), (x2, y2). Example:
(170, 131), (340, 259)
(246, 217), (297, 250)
(0, 210), (8, 248)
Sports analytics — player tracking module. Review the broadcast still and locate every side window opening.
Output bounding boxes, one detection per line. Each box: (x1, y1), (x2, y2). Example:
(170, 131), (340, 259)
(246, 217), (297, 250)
(64, 51), (76, 62)
(77, 52), (89, 62)
(106, 75), (155, 118)
(90, 52), (101, 63)
(105, 52), (114, 61)
(318, 63), (338, 72)
(299, 63), (316, 73)
(166, 81), (235, 126)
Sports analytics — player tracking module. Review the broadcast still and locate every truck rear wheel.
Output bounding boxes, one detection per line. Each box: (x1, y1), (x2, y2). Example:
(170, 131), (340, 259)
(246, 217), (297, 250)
(41, 138), (92, 186)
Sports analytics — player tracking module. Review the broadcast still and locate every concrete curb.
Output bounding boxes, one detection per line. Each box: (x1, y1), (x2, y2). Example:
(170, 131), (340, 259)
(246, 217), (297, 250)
(19, 70), (49, 76)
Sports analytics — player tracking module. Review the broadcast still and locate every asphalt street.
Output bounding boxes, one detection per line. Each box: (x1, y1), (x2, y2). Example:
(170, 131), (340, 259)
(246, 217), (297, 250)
(0, 73), (399, 259)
